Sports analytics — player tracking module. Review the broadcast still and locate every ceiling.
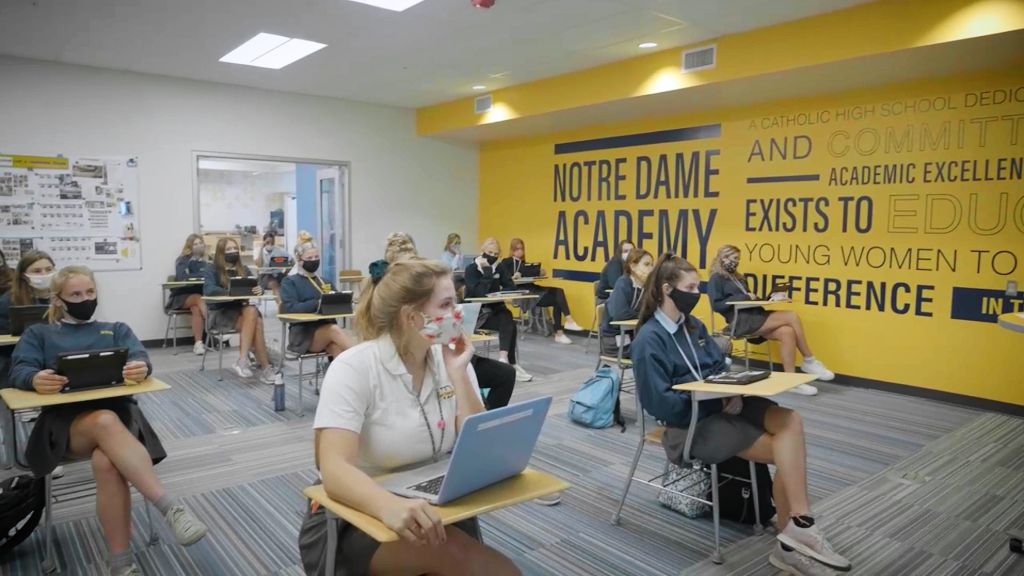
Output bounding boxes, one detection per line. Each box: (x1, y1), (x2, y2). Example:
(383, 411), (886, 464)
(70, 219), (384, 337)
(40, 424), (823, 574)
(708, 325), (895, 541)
(0, 0), (874, 108)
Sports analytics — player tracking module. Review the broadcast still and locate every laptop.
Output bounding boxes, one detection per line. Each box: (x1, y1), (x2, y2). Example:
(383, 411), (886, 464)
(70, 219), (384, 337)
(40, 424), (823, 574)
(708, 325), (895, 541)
(319, 291), (353, 315)
(460, 302), (482, 332)
(379, 396), (552, 505)
(269, 256), (291, 268)
(486, 290), (529, 297)
(9, 305), (49, 336)
(704, 369), (771, 385)
(56, 347), (129, 392)
(228, 276), (258, 296)
(519, 263), (542, 278)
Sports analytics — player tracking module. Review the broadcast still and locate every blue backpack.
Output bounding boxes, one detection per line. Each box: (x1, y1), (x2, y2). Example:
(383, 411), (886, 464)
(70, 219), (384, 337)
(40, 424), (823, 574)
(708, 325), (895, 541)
(568, 366), (624, 430)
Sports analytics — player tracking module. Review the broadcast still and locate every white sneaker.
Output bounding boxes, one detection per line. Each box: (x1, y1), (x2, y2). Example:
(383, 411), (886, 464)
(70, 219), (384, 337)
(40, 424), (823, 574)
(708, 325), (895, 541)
(513, 364), (533, 382)
(51, 465), (65, 479)
(554, 333), (572, 345)
(791, 383), (819, 396)
(233, 359), (254, 379)
(258, 366), (280, 385)
(193, 341), (206, 356)
(777, 519), (852, 572)
(800, 358), (835, 381)
(769, 542), (841, 575)
(164, 504), (208, 547)
(113, 564), (142, 576)
(563, 319), (584, 332)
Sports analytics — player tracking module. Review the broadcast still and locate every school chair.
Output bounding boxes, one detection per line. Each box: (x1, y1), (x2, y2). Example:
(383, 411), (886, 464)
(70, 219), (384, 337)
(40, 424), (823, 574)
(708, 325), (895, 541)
(284, 350), (328, 417)
(199, 311), (239, 382)
(161, 275), (192, 353)
(583, 280), (602, 354)
(610, 394), (763, 565)
(708, 301), (774, 371)
(594, 304), (635, 423)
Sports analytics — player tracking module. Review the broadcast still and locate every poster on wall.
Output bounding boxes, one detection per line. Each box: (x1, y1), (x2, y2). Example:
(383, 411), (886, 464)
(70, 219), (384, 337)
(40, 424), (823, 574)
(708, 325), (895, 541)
(0, 153), (141, 271)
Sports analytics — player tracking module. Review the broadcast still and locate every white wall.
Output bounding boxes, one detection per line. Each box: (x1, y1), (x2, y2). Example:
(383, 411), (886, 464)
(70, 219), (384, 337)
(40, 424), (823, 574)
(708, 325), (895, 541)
(0, 56), (479, 339)
(198, 169), (294, 232)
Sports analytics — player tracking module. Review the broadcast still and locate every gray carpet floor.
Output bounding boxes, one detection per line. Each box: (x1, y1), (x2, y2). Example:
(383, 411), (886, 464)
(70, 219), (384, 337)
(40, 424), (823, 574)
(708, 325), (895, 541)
(2, 319), (1021, 575)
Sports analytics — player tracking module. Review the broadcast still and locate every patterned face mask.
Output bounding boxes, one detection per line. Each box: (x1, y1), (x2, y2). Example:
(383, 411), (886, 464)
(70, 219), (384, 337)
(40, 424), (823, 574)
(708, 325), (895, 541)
(420, 305), (464, 346)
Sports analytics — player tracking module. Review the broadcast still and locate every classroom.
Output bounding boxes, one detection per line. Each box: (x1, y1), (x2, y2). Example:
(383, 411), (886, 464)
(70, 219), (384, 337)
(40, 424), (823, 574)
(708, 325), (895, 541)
(0, 0), (1022, 575)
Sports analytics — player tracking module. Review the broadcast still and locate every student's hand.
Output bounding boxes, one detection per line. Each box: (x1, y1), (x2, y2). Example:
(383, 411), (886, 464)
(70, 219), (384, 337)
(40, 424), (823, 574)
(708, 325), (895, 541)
(474, 255), (490, 269)
(722, 396), (743, 415)
(379, 497), (446, 546)
(32, 370), (68, 394)
(252, 286), (264, 296)
(768, 292), (790, 302)
(122, 361), (149, 383)
(512, 272), (522, 280)
(442, 331), (476, 375)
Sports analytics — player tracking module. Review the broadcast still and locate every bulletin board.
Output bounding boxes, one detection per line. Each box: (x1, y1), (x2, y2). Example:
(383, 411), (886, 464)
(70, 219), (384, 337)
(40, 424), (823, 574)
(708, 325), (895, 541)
(0, 153), (142, 271)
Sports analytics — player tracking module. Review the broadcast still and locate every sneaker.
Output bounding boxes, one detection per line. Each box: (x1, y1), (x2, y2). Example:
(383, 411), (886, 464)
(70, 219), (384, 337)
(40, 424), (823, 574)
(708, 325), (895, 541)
(164, 504), (208, 547)
(554, 333), (572, 345)
(534, 492), (562, 506)
(791, 383), (819, 396)
(258, 366), (280, 385)
(113, 564), (142, 576)
(513, 364), (533, 382)
(193, 341), (206, 356)
(777, 518), (851, 572)
(52, 465), (65, 479)
(563, 319), (584, 332)
(233, 359), (254, 379)
(800, 358), (835, 381)
(769, 542), (840, 575)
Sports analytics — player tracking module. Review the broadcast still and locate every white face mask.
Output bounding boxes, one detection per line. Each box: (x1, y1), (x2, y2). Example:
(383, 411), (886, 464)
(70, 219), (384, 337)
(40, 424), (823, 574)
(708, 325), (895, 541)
(26, 272), (55, 291)
(419, 306), (464, 346)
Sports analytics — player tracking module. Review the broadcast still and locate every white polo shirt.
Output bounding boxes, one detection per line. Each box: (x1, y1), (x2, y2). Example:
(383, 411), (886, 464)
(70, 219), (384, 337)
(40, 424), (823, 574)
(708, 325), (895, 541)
(314, 335), (481, 477)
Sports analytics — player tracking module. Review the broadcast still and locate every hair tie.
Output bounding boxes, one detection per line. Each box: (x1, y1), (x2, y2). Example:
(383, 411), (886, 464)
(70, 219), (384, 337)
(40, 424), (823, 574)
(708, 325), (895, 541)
(368, 260), (389, 285)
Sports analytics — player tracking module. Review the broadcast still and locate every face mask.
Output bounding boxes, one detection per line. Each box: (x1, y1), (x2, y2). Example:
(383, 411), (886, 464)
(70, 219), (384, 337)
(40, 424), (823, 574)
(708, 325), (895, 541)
(622, 251), (631, 261)
(302, 259), (321, 273)
(484, 254), (498, 265)
(224, 252), (240, 265)
(669, 287), (700, 318)
(61, 297), (98, 322)
(420, 306), (464, 346)
(723, 260), (738, 273)
(26, 272), (55, 291)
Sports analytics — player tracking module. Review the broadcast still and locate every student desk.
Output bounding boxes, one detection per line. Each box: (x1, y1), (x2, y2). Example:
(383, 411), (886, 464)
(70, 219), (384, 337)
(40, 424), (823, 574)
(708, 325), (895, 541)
(277, 312), (355, 415)
(337, 275), (365, 284)
(609, 319), (638, 364)
(513, 276), (548, 285)
(304, 467), (569, 572)
(997, 312), (1024, 333)
(466, 294), (540, 362)
(0, 335), (19, 347)
(161, 280), (204, 288)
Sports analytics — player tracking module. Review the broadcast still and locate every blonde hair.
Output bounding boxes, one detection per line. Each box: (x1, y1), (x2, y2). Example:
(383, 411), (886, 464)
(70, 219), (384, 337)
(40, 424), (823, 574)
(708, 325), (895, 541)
(384, 232), (418, 264)
(46, 265), (95, 323)
(509, 238), (525, 257)
(179, 233), (203, 257)
(710, 244), (741, 278)
(480, 237), (500, 256)
(355, 258), (451, 356)
(444, 233), (461, 252)
(11, 250), (56, 306)
(294, 230), (318, 260)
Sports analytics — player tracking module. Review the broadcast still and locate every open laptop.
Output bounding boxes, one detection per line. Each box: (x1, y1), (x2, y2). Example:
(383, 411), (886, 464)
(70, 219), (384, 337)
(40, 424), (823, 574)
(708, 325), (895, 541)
(460, 302), (482, 332)
(519, 263), (542, 278)
(56, 347), (129, 392)
(228, 276), (258, 296)
(319, 291), (353, 315)
(379, 396), (552, 505)
(8, 304), (49, 336)
(268, 256), (291, 268)
(704, 369), (771, 385)
(486, 289), (529, 297)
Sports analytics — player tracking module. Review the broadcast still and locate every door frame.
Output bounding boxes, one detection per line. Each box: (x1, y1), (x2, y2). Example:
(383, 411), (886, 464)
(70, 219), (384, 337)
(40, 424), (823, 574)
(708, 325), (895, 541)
(191, 151), (352, 270)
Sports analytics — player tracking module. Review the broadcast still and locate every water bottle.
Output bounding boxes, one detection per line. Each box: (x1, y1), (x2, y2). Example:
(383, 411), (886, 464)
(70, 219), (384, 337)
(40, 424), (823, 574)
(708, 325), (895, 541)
(273, 382), (286, 412)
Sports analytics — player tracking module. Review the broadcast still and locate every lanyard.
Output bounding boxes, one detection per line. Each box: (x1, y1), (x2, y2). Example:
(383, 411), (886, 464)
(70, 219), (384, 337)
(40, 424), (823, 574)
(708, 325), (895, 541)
(403, 361), (446, 462)
(512, 258), (521, 276)
(730, 274), (752, 298)
(306, 274), (330, 294)
(630, 284), (644, 310)
(666, 320), (704, 382)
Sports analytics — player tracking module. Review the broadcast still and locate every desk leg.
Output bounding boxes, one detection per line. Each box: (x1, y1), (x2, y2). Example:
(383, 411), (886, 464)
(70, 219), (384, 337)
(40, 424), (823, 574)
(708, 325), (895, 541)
(2, 406), (13, 470)
(280, 321), (288, 413)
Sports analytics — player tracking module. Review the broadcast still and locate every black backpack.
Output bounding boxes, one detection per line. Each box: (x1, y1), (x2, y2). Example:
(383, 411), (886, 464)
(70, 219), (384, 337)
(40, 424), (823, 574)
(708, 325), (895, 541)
(712, 456), (775, 527)
(0, 474), (46, 556)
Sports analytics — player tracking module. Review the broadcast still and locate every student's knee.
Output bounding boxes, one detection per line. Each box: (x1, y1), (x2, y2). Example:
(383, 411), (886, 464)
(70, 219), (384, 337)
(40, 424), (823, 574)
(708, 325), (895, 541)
(776, 325), (796, 342)
(778, 407), (803, 431)
(90, 448), (118, 478)
(439, 527), (485, 570)
(89, 409), (126, 436)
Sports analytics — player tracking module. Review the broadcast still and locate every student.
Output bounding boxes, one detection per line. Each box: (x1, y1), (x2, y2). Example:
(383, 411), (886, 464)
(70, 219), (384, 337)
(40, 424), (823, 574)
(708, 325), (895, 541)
(165, 234), (208, 355)
(0, 250), (12, 297)
(630, 254), (852, 575)
(440, 232), (463, 272)
(300, 258), (521, 576)
(256, 232), (289, 292)
(464, 238), (532, 382)
(600, 248), (653, 358)
(385, 232), (418, 264)
(203, 237), (279, 384)
(498, 238), (583, 344)
(10, 265), (207, 576)
(0, 250), (56, 334)
(596, 240), (635, 301)
(279, 237), (356, 359)
(707, 245), (832, 396)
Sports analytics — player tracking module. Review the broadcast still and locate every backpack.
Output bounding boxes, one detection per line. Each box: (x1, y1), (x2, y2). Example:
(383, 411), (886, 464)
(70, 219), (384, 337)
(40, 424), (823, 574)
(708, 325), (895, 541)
(567, 366), (623, 430)
(0, 474), (46, 556)
(712, 456), (775, 527)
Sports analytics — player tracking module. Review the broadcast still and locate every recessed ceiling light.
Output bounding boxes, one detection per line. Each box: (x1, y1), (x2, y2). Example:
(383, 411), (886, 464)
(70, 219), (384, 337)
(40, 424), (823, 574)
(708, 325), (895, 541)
(344, 0), (426, 11)
(638, 42), (659, 49)
(472, 85), (487, 91)
(220, 33), (327, 69)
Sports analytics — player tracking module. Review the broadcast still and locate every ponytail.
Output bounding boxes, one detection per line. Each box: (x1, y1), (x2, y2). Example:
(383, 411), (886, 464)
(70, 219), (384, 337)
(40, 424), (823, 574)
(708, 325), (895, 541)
(637, 253), (697, 326)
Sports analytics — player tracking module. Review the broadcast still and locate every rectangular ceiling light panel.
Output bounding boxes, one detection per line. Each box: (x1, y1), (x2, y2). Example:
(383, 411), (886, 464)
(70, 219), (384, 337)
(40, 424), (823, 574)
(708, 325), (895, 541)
(345, 0), (427, 12)
(220, 33), (327, 69)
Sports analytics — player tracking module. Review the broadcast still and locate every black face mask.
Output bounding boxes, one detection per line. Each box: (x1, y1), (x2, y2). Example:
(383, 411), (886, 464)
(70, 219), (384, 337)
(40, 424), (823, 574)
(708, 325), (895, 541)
(668, 288), (700, 318)
(302, 259), (321, 273)
(484, 254), (498, 265)
(224, 252), (240, 264)
(723, 261), (738, 273)
(61, 297), (98, 322)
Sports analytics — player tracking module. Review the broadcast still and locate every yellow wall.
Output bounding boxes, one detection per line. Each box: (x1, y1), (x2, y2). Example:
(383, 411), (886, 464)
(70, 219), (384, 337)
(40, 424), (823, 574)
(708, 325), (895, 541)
(478, 68), (1024, 405)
